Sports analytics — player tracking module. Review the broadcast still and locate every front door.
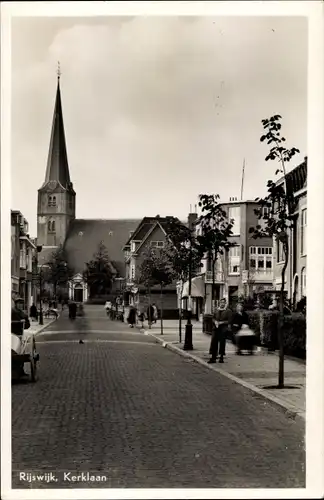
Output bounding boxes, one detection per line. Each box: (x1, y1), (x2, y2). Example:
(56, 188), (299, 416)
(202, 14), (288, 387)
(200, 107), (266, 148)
(74, 287), (83, 303)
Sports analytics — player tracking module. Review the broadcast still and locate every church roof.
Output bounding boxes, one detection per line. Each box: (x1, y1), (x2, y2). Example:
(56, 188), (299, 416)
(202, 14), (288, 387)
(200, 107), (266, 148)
(37, 246), (58, 267)
(63, 219), (141, 276)
(41, 76), (72, 191)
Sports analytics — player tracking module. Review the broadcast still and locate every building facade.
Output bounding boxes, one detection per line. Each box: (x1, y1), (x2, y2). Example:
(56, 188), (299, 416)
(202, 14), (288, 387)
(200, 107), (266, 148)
(197, 199), (274, 315)
(123, 216), (179, 319)
(273, 158), (307, 307)
(11, 210), (37, 312)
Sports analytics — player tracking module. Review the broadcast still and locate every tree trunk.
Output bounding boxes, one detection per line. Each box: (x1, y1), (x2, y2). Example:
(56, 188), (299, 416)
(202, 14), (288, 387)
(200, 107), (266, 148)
(160, 284), (164, 335)
(278, 236), (289, 388)
(148, 284), (152, 329)
(212, 257), (216, 314)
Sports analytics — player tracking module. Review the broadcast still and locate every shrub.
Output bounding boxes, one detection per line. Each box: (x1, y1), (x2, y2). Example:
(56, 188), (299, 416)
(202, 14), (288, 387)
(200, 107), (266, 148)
(283, 312), (306, 358)
(247, 309), (306, 359)
(247, 310), (262, 339)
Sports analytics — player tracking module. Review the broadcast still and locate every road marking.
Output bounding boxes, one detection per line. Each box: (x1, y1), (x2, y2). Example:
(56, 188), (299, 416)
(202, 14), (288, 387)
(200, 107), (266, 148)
(35, 339), (158, 346)
(38, 330), (142, 335)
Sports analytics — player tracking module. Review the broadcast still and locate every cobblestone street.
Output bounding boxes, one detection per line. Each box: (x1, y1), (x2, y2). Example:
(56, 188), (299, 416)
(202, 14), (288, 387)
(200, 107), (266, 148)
(12, 306), (305, 489)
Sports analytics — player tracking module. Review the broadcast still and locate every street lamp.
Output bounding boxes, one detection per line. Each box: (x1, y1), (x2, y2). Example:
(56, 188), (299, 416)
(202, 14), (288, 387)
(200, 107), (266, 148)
(35, 245), (44, 325)
(183, 233), (193, 351)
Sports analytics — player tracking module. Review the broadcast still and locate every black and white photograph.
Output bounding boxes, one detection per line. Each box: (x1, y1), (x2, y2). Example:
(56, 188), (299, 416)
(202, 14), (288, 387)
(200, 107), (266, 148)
(1, 1), (323, 498)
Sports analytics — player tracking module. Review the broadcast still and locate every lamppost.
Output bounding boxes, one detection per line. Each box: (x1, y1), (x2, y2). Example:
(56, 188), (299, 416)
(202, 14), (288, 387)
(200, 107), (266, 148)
(183, 233), (193, 351)
(34, 245), (44, 325)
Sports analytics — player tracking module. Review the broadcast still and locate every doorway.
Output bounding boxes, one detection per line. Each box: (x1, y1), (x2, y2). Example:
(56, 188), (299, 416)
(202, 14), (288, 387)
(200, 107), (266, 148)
(74, 286), (83, 303)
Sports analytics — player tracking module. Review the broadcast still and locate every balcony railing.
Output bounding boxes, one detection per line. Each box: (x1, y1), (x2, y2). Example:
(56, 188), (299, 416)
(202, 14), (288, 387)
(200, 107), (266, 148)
(205, 271), (224, 283)
(242, 269), (273, 283)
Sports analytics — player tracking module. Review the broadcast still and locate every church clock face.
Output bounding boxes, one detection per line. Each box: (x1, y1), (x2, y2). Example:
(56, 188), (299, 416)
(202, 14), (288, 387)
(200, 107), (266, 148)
(47, 180), (57, 190)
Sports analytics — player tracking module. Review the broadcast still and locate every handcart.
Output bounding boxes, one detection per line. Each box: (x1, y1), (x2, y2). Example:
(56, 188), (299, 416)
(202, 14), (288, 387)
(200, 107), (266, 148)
(11, 320), (39, 382)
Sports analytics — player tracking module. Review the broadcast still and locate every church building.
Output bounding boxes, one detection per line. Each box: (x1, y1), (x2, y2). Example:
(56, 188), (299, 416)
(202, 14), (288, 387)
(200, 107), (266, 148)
(37, 72), (140, 302)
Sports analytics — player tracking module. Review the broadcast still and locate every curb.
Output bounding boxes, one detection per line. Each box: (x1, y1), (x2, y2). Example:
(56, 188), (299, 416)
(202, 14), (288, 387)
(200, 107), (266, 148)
(33, 318), (57, 337)
(144, 330), (305, 422)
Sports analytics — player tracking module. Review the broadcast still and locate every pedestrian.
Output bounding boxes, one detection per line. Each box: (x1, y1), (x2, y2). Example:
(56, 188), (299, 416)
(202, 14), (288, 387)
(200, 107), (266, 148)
(68, 300), (77, 320)
(29, 302), (38, 321)
(138, 305), (145, 329)
(104, 300), (112, 318)
(231, 302), (251, 355)
(208, 298), (232, 364)
(152, 303), (158, 324)
(127, 305), (136, 328)
(147, 304), (154, 329)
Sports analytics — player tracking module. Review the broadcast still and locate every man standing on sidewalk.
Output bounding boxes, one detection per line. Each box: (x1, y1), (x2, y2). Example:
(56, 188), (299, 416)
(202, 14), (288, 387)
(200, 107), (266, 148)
(208, 298), (232, 364)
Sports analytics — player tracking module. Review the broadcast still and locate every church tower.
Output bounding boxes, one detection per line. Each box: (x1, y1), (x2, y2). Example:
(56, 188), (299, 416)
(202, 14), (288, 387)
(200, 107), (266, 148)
(37, 67), (76, 248)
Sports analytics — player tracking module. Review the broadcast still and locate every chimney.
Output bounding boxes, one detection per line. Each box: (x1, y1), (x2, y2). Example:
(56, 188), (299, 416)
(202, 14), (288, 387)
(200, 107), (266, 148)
(188, 212), (198, 230)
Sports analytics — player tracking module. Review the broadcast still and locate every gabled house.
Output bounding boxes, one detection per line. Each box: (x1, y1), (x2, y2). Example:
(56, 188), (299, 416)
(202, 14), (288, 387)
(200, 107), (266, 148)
(123, 216), (180, 319)
(273, 157), (307, 307)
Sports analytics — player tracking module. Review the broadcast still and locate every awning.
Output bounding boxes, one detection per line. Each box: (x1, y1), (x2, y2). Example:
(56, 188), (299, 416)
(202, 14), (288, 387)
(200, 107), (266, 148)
(181, 276), (205, 298)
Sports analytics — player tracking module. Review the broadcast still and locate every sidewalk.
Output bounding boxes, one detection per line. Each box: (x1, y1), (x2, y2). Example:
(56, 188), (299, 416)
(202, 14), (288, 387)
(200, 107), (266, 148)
(144, 320), (306, 420)
(28, 317), (58, 336)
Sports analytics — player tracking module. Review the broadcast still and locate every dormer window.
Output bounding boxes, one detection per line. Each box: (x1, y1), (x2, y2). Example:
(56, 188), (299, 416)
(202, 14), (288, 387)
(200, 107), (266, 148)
(48, 220), (56, 233)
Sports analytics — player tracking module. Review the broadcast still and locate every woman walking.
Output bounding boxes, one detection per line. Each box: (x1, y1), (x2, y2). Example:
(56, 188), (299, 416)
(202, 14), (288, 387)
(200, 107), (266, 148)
(127, 305), (136, 328)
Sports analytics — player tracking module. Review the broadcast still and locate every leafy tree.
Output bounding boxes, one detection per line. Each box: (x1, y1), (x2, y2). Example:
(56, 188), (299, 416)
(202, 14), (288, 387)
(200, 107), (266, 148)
(249, 114), (300, 388)
(83, 241), (114, 298)
(196, 194), (234, 312)
(137, 246), (174, 335)
(45, 244), (74, 299)
(163, 216), (203, 340)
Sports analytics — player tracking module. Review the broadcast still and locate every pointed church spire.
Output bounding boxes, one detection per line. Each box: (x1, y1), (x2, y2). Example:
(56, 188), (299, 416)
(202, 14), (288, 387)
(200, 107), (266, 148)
(43, 64), (71, 189)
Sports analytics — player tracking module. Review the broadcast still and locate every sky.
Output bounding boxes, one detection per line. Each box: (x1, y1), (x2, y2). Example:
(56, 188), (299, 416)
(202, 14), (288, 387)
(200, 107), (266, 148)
(11, 15), (307, 236)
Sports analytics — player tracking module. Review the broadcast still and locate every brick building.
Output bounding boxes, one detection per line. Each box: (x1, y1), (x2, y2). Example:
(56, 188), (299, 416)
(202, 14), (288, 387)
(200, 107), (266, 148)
(11, 210), (37, 312)
(273, 158), (307, 307)
(198, 199), (274, 314)
(123, 216), (180, 319)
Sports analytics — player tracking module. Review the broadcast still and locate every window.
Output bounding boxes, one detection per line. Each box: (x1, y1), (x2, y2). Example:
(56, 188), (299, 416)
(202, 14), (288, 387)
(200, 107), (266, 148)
(301, 208), (307, 255)
(228, 206), (241, 235)
(228, 245), (240, 274)
(262, 206), (270, 218)
(276, 240), (285, 263)
(301, 267), (306, 296)
(48, 220), (55, 233)
(19, 244), (26, 269)
(131, 241), (136, 253)
(151, 241), (164, 248)
(249, 246), (272, 271)
(48, 196), (56, 207)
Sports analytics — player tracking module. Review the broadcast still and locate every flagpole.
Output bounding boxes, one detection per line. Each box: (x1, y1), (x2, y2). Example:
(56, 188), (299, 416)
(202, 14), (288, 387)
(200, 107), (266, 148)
(240, 158), (245, 201)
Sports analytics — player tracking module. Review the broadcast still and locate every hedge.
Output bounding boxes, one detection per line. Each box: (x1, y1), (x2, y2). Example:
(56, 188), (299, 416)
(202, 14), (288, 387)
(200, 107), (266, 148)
(247, 309), (306, 359)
